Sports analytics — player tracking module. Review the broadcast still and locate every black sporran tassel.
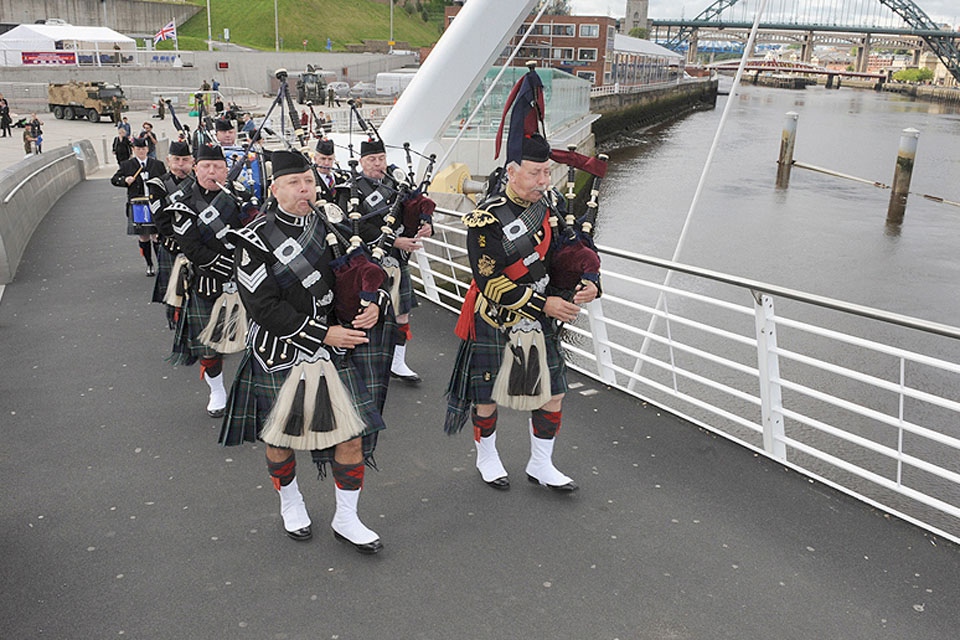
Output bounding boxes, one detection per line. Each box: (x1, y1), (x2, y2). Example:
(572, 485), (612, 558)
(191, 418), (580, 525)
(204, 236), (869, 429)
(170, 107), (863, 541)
(524, 343), (541, 396)
(282, 378), (307, 436)
(508, 343), (527, 396)
(209, 305), (226, 344)
(309, 376), (335, 433)
(226, 302), (242, 341)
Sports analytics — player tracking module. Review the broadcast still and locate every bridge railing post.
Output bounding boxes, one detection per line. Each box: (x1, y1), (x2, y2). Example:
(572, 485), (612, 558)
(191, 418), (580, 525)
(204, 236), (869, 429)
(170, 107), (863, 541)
(753, 292), (786, 461)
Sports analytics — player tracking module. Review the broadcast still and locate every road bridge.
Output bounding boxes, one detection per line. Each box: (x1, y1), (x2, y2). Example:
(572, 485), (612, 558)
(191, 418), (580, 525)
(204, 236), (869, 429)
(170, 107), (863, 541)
(651, 0), (960, 81)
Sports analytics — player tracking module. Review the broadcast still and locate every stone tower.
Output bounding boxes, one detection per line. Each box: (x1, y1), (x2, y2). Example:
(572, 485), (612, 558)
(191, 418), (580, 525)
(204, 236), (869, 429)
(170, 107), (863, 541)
(625, 0), (649, 33)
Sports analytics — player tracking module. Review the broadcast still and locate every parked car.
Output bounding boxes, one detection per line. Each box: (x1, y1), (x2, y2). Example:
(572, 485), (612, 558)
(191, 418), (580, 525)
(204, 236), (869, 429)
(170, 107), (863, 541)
(327, 81), (350, 98)
(348, 82), (377, 98)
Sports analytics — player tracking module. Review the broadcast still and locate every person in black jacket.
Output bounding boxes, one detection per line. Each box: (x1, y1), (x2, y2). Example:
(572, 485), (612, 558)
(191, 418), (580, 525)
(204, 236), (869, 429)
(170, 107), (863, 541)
(166, 143), (257, 417)
(112, 130), (132, 165)
(146, 140), (194, 329)
(110, 137), (166, 276)
(220, 150), (392, 552)
(0, 94), (12, 138)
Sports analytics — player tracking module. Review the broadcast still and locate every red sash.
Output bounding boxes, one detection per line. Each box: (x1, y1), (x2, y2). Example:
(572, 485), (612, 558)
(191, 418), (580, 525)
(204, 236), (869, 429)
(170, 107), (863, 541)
(454, 216), (552, 341)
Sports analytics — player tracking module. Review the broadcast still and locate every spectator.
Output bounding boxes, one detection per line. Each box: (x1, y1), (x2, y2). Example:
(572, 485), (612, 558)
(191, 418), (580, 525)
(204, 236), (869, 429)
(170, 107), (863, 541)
(212, 78), (220, 93)
(22, 126), (35, 155)
(300, 111), (309, 127)
(214, 97), (224, 114)
(118, 116), (131, 137)
(29, 113), (43, 153)
(113, 129), (132, 165)
(327, 85), (335, 107)
(0, 94), (11, 138)
(156, 96), (166, 120)
(140, 122), (158, 159)
(240, 113), (256, 135)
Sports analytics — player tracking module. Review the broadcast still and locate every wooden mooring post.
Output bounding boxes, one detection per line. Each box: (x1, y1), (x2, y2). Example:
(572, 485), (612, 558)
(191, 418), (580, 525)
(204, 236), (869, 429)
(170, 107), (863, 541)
(886, 127), (920, 225)
(776, 111), (799, 188)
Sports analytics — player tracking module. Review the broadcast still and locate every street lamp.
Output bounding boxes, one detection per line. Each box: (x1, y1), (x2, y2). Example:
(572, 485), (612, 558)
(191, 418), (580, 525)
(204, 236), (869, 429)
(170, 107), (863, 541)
(274, 0), (280, 51)
(206, 0), (213, 51)
(389, 0), (394, 53)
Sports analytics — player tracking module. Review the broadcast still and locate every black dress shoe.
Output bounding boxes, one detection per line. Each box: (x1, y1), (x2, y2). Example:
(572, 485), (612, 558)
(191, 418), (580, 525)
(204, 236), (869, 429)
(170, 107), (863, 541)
(390, 371), (421, 384)
(333, 530), (383, 554)
(483, 475), (510, 490)
(527, 474), (578, 492)
(207, 407), (225, 418)
(286, 525), (312, 541)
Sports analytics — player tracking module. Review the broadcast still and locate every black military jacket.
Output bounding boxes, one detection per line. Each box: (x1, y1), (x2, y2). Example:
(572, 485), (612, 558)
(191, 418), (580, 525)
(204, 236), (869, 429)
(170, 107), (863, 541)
(110, 157), (166, 200)
(233, 207), (337, 372)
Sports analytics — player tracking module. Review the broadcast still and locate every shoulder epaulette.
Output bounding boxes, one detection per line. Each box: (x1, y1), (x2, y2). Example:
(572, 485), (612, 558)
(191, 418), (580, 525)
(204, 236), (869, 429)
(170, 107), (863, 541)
(462, 200), (504, 229)
(167, 201), (195, 217)
(234, 224), (269, 253)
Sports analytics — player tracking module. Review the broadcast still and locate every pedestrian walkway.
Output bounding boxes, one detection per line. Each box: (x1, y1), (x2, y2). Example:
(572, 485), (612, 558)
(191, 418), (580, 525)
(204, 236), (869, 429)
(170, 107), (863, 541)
(1, 177), (958, 639)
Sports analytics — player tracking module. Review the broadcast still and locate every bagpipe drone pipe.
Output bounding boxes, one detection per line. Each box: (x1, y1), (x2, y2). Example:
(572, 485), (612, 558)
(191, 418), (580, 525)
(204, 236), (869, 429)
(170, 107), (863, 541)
(545, 148), (608, 298)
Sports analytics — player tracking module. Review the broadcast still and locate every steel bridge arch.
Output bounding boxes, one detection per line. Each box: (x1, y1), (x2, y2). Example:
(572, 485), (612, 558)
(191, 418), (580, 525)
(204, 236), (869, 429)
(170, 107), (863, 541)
(662, 0), (960, 83)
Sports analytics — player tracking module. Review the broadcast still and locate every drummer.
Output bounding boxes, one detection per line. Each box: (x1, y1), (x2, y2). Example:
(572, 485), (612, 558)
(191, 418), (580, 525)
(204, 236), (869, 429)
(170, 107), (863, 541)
(110, 136), (167, 276)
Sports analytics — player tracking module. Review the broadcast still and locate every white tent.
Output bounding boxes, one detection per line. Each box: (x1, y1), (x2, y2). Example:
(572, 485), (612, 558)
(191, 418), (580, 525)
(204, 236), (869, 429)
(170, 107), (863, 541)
(613, 34), (684, 60)
(0, 24), (136, 66)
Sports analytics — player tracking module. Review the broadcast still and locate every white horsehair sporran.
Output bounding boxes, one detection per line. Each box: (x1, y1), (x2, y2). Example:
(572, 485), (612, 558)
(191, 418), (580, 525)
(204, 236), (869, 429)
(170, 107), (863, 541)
(260, 355), (366, 451)
(491, 317), (551, 411)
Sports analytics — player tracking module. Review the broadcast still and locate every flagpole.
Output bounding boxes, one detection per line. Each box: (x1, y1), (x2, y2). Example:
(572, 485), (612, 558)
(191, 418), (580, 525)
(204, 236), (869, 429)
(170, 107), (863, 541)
(173, 18), (179, 52)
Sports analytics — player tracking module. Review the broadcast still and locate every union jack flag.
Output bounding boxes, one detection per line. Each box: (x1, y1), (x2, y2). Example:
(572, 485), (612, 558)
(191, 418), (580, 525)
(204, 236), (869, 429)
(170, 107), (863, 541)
(153, 20), (177, 45)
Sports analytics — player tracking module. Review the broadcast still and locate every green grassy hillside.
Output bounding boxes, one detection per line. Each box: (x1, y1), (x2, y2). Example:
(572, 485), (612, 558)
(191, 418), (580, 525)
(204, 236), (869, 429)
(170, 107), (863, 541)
(156, 0), (448, 51)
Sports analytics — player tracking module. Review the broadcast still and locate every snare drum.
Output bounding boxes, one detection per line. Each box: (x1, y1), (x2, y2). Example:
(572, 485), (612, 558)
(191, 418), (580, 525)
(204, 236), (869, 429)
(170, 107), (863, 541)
(131, 197), (152, 225)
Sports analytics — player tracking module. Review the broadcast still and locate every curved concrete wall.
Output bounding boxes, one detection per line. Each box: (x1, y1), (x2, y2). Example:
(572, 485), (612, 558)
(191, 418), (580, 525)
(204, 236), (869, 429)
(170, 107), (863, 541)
(0, 145), (87, 284)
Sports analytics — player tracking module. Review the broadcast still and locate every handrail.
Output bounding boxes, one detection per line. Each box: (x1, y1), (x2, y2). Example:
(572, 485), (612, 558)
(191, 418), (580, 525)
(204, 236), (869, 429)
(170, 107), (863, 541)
(3, 154), (77, 204)
(595, 243), (960, 341)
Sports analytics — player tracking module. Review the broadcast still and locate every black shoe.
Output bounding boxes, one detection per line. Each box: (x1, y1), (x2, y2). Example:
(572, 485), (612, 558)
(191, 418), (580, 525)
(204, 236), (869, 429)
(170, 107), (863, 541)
(146, 265), (155, 277)
(207, 407), (225, 418)
(390, 371), (421, 383)
(527, 474), (578, 492)
(483, 474), (510, 490)
(286, 525), (312, 542)
(333, 530), (383, 554)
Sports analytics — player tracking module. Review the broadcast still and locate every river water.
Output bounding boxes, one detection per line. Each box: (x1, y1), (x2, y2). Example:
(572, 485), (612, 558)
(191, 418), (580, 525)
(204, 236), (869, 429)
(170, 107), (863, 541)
(589, 84), (960, 536)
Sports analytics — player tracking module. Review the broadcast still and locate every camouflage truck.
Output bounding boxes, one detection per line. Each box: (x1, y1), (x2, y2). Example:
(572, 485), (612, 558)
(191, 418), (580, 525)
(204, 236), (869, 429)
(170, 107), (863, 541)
(48, 82), (128, 123)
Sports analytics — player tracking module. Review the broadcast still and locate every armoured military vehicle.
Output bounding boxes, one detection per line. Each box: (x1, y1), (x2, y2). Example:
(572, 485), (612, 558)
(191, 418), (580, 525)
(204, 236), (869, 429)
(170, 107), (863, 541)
(295, 65), (327, 104)
(48, 81), (128, 123)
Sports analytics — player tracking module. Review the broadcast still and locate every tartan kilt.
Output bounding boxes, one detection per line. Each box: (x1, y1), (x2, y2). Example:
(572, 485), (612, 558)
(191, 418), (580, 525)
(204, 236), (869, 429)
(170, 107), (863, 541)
(348, 311), (397, 413)
(151, 244), (176, 304)
(396, 260), (419, 316)
(218, 349), (386, 469)
(125, 202), (157, 236)
(168, 289), (218, 366)
(444, 315), (568, 434)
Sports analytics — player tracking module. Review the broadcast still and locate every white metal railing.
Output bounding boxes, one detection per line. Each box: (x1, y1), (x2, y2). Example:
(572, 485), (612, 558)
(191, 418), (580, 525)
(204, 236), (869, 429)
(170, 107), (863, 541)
(409, 210), (960, 544)
(589, 76), (701, 97)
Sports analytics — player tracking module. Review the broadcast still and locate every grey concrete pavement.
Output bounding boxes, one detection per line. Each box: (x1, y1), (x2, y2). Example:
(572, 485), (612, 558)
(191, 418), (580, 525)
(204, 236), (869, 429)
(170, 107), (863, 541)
(0, 177), (958, 639)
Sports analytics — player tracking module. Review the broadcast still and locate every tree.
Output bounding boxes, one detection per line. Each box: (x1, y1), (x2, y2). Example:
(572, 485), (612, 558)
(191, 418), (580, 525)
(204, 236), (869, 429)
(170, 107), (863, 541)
(538, 0), (571, 15)
(893, 67), (934, 83)
(629, 27), (650, 39)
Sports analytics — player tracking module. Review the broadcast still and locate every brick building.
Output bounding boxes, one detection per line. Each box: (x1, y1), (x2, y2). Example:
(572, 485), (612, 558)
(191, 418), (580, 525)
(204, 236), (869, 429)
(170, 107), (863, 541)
(443, 7), (617, 87)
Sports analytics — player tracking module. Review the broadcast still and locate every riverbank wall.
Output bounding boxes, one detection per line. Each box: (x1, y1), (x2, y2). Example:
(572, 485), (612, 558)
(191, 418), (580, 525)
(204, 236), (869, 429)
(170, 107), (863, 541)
(590, 78), (718, 143)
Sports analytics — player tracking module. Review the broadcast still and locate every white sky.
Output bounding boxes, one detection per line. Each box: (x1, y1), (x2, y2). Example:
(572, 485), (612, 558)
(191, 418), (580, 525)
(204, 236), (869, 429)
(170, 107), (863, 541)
(568, 0), (956, 26)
